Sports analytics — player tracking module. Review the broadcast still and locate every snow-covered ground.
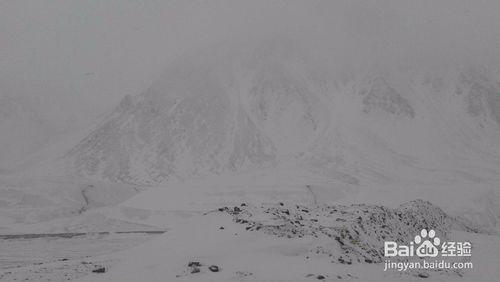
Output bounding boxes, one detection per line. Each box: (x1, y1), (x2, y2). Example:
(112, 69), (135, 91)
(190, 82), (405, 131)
(0, 232), (159, 282)
(71, 200), (499, 282)
(2, 166), (497, 281)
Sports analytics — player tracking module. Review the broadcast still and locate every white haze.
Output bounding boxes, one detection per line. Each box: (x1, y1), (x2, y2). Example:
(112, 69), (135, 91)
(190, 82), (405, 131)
(0, 0), (500, 164)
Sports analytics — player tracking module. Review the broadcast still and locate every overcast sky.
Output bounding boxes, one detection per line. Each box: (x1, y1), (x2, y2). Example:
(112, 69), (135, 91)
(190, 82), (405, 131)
(1, 0), (500, 129)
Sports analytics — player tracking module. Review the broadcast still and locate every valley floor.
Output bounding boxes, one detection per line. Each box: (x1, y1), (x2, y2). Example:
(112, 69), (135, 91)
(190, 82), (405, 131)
(0, 233), (159, 282)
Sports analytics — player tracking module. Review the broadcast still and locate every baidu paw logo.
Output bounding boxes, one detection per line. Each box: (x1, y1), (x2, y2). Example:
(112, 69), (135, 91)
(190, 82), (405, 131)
(415, 229), (440, 257)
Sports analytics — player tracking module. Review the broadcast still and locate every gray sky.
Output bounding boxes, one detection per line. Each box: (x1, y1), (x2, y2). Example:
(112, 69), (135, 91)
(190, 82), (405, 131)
(1, 0), (500, 129)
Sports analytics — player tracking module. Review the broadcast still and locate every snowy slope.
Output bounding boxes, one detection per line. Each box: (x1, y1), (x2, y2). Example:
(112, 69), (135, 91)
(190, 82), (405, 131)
(64, 44), (500, 184)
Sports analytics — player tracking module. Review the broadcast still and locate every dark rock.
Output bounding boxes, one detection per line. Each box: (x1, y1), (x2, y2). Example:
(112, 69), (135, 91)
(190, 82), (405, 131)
(219, 226), (224, 230)
(188, 261), (201, 267)
(92, 267), (106, 273)
(208, 265), (220, 272)
(316, 275), (326, 280)
(365, 259), (373, 263)
(236, 271), (253, 277)
(418, 272), (430, 278)
(335, 236), (344, 246)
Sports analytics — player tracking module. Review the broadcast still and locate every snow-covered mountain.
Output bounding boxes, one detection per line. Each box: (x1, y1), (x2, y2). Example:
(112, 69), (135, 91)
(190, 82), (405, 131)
(64, 41), (500, 189)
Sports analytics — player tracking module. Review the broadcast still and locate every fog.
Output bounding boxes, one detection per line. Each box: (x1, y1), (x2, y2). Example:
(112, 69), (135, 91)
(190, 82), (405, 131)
(1, 0), (500, 129)
(1, 2), (500, 280)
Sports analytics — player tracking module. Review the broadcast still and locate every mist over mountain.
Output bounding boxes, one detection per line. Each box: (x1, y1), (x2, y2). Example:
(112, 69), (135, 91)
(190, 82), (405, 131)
(0, 94), (58, 170)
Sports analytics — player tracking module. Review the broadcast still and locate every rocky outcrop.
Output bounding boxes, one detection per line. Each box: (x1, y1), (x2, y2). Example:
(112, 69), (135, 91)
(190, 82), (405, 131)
(218, 200), (480, 264)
